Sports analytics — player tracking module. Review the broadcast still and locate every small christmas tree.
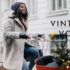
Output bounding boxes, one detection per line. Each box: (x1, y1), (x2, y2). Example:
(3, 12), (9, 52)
(50, 33), (70, 69)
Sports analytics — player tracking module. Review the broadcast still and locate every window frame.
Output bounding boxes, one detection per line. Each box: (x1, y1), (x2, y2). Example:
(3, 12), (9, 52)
(47, 0), (68, 17)
(52, 0), (67, 11)
(50, 34), (67, 50)
(5, 0), (17, 9)
(24, 0), (38, 20)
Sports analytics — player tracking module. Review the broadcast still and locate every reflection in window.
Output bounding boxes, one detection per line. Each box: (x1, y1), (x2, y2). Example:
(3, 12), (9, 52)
(52, 0), (55, 11)
(58, 0), (62, 9)
(56, 41), (59, 47)
(50, 35), (67, 50)
(55, 35), (59, 40)
(52, 0), (67, 11)
(60, 35), (65, 39)
(64, 0), (66, 8)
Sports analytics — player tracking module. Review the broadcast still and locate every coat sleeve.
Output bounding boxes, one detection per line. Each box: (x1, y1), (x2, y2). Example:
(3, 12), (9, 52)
(3, 19), (21, 39)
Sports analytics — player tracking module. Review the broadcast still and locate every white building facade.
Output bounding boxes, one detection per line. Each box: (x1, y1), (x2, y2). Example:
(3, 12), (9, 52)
(1, 0), (70, 55)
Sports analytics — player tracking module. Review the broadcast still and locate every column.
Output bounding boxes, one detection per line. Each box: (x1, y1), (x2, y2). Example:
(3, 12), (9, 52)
(0, 0), (2, 53)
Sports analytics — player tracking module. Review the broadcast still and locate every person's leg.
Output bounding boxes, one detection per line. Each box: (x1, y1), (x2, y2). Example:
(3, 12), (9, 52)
(39, 49), (43, 57)
(24, 46), (39, 70)
(25, 42), (43, 57)
(22, 58), (29, 70)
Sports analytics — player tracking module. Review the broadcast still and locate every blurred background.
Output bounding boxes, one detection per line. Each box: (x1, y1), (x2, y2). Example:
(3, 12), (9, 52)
(0, 0), (69, 63)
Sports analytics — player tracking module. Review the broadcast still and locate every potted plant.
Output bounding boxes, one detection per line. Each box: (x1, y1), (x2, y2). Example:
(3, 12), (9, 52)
(35, 33), (70, 70)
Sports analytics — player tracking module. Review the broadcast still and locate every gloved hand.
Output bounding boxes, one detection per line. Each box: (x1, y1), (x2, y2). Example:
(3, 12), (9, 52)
(38, 34), (42, 37)
(19, 33), (31, 39)
(38, 34), (45, 37)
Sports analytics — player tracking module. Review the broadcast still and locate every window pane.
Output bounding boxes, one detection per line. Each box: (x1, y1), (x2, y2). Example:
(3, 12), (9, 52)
(55, 35), (59, 40)
(60, 41), (64, 47)
(52, 36), (55, 39)
(65, 35), (67, 39)
(58, 0), (62, 9)
(51, 41), (57, 49)
(56, 41), (59, 47)
(60, 41), (67, 47)
(64, 0), (66, 8)
(65, 41), (67, 47)
(50, 35), (67, 50)
(27, 0), (36, 15)
(52, 0), (55, 11)
(60, 35), (65, 39)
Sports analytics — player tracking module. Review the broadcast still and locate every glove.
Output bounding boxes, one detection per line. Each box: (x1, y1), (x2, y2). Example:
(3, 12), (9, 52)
(19, 33), (30, 39)
(38, 34), (45, 38)
(38, 34), (43, 37)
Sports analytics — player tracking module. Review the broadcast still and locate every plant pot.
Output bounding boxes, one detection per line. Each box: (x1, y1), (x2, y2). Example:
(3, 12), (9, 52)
(35, 56), (70, 70)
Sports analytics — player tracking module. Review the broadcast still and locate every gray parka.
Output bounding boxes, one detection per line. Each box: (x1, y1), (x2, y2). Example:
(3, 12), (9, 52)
(3, 18), (38, 70)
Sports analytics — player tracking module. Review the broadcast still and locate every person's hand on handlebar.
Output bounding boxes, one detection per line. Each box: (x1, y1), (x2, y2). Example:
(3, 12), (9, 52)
(38, 34), (45, 38)
(19, 33), (31, 39)
(37, 34), (45, 40)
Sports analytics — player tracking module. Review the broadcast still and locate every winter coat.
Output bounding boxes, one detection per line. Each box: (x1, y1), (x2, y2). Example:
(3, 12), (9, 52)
(2, 17), (38, 70)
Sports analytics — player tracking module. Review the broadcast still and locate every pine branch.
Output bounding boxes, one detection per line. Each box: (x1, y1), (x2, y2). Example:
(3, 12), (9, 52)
(51, 38), (59, 47)
(63, 39), (68, 47)
(61, 42), (64, 48)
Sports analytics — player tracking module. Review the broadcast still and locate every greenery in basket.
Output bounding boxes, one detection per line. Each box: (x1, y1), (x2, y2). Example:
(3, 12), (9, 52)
(50, 33), (70, 69)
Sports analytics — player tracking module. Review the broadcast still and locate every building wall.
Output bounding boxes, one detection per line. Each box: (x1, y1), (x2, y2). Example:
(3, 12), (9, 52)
(27, 0), (70, 55)
(1, 0), (70, 55)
